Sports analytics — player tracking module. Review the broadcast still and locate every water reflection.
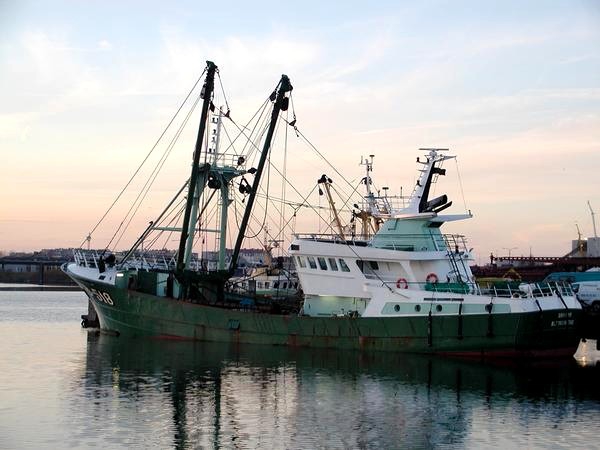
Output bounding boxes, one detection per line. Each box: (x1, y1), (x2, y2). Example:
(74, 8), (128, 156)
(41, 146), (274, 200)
(80, 334), (600, 449)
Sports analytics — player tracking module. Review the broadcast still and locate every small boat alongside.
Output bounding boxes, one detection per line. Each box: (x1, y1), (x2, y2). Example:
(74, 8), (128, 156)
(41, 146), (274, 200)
(64, 62), (582, 357)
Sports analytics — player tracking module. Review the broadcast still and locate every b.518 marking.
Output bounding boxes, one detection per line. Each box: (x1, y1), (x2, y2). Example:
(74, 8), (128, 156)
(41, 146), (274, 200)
(89, 288), (114, 305)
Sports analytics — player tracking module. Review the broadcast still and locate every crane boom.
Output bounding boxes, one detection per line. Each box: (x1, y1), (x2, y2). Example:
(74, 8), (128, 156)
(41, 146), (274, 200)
(318, 175), (345, 240)
(588, 200), (598, 238)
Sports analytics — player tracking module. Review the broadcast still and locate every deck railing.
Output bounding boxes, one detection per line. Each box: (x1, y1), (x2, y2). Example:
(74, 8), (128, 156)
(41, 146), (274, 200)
(72, 249), (206, 272)
(293, 233), (368, 245)
(379, 279), (574, 299)
(293, 233), (469, 252)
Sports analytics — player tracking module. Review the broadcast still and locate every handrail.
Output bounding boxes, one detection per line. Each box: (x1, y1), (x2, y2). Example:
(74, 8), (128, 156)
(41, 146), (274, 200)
(293, 232), (470, 253)
(73, 249), (211, 272)
(376, 279), (574, 299)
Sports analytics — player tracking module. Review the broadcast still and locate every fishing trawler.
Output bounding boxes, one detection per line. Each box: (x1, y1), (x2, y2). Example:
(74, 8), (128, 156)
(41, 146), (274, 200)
(63, 61), (582, 357)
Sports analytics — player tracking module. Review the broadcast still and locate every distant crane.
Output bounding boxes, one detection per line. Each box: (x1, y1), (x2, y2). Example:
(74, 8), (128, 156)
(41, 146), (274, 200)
(575, 222), (584, 255)
(588, 200), (598, 238)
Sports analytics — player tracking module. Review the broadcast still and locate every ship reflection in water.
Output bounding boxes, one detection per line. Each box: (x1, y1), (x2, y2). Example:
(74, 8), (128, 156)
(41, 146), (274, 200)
(80, 334), (600, 449)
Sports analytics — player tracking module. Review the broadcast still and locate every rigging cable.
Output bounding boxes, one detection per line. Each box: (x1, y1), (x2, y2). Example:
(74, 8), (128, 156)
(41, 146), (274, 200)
(217, 97), (270, 163)
(216, 69), (231, 115)
(242, 114), (280, 240)
(454, 157), (468, 212)
(291, 125), (359, 201)
(108, 91), (203, 252)
(158, 200), (188, 250)
(284, 119), (364, 215)
(80, 68), (207, 248)
(144, 199), (187, 251)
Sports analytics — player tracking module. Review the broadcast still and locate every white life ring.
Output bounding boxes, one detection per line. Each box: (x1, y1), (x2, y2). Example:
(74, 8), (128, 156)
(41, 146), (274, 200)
(426, 272), (439, 284)
(396, 278), (408, 289)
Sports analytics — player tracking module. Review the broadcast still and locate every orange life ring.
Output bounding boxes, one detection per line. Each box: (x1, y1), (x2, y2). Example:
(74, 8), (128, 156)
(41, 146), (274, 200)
(396, 278), (408, 289)
(426, 272), (439, 284)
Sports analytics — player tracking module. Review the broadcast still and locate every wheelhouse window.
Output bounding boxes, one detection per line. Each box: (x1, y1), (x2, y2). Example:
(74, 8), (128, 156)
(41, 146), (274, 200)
(317, 257), (328, 270)
(296, 256), (306, 268)
(356, 260), (364, 272)
(357, 260), (378, 273)
(307, 256), (317, 269)
(328, 258), (338, 271)
(339, 259), (350, 272)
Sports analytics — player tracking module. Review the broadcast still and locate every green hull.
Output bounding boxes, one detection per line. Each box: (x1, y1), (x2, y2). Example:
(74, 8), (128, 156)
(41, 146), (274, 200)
(75, 276), (582, 358)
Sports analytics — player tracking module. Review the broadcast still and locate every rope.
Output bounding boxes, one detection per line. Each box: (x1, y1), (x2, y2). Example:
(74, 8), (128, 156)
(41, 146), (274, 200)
(216, 69), (231, 114)
(81, 68), (206, 248)
(454, 158), (468, 212)
(144, 199), (187, 250)
(292, 125), (359, 200)
(242, 114), (281, 240)
(107, 91), (202, 252)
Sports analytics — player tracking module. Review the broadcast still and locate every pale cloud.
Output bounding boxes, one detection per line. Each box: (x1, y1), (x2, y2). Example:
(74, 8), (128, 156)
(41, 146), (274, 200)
(97, 39), (112, 51)
(158, 27), (319, 86)
(455, 89), (600, 116)
(0, 112), (38, 141)
(311, 29), (395, 82)
(559, 54), (600, 65)
(3, 30), (105, 120)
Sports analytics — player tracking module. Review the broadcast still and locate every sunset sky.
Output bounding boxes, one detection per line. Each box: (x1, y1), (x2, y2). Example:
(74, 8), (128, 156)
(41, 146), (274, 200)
(1, 0), (599, 262)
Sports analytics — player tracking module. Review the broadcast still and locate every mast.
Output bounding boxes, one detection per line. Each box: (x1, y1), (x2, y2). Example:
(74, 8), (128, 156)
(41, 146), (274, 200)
(407, 148), (452, 214)
(229, 75), (293, 274)
(213, 109), (229, 271)
(176, 61), (217, 272)
(361, 154), (375, 214)
(358, 154), (384, 238)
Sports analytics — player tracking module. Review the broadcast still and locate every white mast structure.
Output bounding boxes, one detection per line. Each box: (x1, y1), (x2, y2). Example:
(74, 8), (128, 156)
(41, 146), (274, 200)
(588, 200), (598, 239)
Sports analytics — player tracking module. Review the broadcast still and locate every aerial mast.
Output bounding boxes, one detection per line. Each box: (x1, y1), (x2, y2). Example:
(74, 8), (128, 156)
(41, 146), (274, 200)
(355, 155), (383, 238)
(360, 155), (375, 213)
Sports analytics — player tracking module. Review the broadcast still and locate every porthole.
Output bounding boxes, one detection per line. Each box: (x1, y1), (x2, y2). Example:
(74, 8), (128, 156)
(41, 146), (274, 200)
(394, 304), (400, 312)
(414, 305), (421, 312)
(436, 304), (442, 312)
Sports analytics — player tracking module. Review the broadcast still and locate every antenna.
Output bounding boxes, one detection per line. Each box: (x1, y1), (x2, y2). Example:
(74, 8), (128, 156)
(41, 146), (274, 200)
(502, 247), (518, 260)
(588, 200), (598, 238)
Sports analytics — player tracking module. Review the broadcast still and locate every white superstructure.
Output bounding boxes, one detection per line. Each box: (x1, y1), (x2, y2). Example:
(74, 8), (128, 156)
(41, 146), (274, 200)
(289, 149), (580, 319)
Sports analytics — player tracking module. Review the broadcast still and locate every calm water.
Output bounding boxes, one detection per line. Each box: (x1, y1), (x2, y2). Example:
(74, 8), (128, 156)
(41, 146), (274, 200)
(1, 290), (599, 449)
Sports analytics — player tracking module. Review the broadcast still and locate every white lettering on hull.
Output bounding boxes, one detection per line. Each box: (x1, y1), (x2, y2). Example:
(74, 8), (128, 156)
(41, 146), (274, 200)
(86, 287), (114, 306)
